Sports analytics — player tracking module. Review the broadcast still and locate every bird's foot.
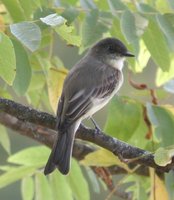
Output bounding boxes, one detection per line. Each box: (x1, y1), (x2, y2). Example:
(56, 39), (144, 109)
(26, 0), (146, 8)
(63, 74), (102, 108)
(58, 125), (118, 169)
(90, 117), (102, 134)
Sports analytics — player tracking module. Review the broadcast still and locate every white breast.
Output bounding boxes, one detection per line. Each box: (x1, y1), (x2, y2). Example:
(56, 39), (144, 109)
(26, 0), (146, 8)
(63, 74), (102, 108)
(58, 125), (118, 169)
(81, 71), (123, 120)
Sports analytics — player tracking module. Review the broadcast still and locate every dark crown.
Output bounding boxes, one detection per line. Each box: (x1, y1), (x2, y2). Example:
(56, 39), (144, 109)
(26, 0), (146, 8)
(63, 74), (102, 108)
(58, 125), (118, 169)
(90, 38), (134, 57)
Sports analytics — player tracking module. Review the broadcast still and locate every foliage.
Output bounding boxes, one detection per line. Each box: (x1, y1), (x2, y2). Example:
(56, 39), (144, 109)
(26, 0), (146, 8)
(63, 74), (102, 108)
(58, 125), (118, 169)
(0, 0), (174, 199)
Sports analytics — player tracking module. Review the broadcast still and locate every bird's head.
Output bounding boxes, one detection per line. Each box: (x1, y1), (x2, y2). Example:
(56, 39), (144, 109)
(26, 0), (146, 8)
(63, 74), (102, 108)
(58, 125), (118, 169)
(90, 37), (134, 70)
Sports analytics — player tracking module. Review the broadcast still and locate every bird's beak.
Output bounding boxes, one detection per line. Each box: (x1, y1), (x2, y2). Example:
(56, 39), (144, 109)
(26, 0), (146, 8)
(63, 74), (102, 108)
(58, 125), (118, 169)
(123, 52), (135, 57)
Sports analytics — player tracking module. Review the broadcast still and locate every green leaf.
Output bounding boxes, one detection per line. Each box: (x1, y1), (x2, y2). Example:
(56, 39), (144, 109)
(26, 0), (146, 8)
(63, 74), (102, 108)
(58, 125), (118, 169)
(40, 14), (65, 27)
(0, 166), (36, 189)
(142, 18), (170, 71)
(104, 96), (147, 144)
(1, 0), (26, 22)
(146, 103), (174, 147)
(61, 7), (79, 24)
(59, 0), (78, 6)
(149, 168), (169, 200)
(10, 22), (41, 52)
(0, 125), (11, 155)
(168, 0), (174, 9)
(134, 13), (149, 37)
(80, 148), (130, 171)
(110, 18), (127, 43)
(85, 168), (100, 193)
(156, 56), (174, 86)
(18, 0), (40, 19)
(132, 39), (150, 72)
(27, 70), (46, 105)
(0, 165), (17, 172)
(8, 146), (50, 167)
(156, 14), (174, 51)
(154, 147), (174, 166)
(155, 0), (171, 13)
(55, 22), (81, 47)
(80, 0), (96, 9)
(67, 159), (89, 200)
(21, 176), (34, 200)
(163, 79), (174, 93)
(39, 30), (53, 49)
(35, 172), (53, 200)
(128, 116), (148, 149)
(47, 67), (68, 113)
(124, 175), (150, 200)
(49, 171), (73, 200)
(12, 40), (31, 95)
(0, 88), (12, 99)
(138, 3), (157, 13)
(0, 33), (16, 85)
(94, 0), (109, 10)
(81, 9), (108, 49)
(107, 0), (127, 15)
(165, 171), (174, 200)
(121, 10), (137, 43)
(28, 72), (45, 91)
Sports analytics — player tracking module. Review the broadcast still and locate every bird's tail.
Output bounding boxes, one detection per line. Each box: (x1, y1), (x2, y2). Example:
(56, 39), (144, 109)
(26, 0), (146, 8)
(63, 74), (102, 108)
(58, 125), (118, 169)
(44, 125), (75, 175)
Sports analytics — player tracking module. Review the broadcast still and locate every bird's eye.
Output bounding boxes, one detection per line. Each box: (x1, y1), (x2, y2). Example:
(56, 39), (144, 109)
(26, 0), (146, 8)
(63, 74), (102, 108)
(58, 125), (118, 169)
(108, 45), (115, 53)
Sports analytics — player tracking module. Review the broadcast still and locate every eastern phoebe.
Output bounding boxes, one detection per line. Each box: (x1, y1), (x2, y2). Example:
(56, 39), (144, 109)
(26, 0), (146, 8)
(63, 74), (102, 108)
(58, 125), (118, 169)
(44, 37), (134, 175)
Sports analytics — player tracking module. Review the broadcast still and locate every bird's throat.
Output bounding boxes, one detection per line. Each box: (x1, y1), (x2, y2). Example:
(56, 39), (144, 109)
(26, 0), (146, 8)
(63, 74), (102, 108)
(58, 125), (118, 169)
(107, 58), (125, 70)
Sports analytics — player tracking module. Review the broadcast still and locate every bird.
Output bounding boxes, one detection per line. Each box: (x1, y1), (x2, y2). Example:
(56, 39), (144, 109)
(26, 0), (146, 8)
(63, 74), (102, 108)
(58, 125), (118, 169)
(44, 37), (134, 175)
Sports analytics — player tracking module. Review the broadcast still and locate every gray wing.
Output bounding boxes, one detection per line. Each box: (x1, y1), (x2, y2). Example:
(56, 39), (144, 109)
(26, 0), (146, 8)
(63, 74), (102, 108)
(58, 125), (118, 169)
(57, 62), (120, 129)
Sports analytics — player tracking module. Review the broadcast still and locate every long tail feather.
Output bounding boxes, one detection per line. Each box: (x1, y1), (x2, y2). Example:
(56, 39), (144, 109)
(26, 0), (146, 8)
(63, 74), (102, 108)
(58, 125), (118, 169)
(44, 125), (75, 175)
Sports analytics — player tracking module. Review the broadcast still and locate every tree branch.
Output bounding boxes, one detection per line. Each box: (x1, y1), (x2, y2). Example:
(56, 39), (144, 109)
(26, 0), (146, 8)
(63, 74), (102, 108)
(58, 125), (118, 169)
(0, 112), (95, 161)
(0, 97), (174, 174)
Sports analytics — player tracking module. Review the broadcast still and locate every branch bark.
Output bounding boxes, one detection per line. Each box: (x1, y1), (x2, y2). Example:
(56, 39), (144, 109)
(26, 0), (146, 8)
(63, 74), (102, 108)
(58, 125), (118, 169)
(0, 97), (174, 174)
